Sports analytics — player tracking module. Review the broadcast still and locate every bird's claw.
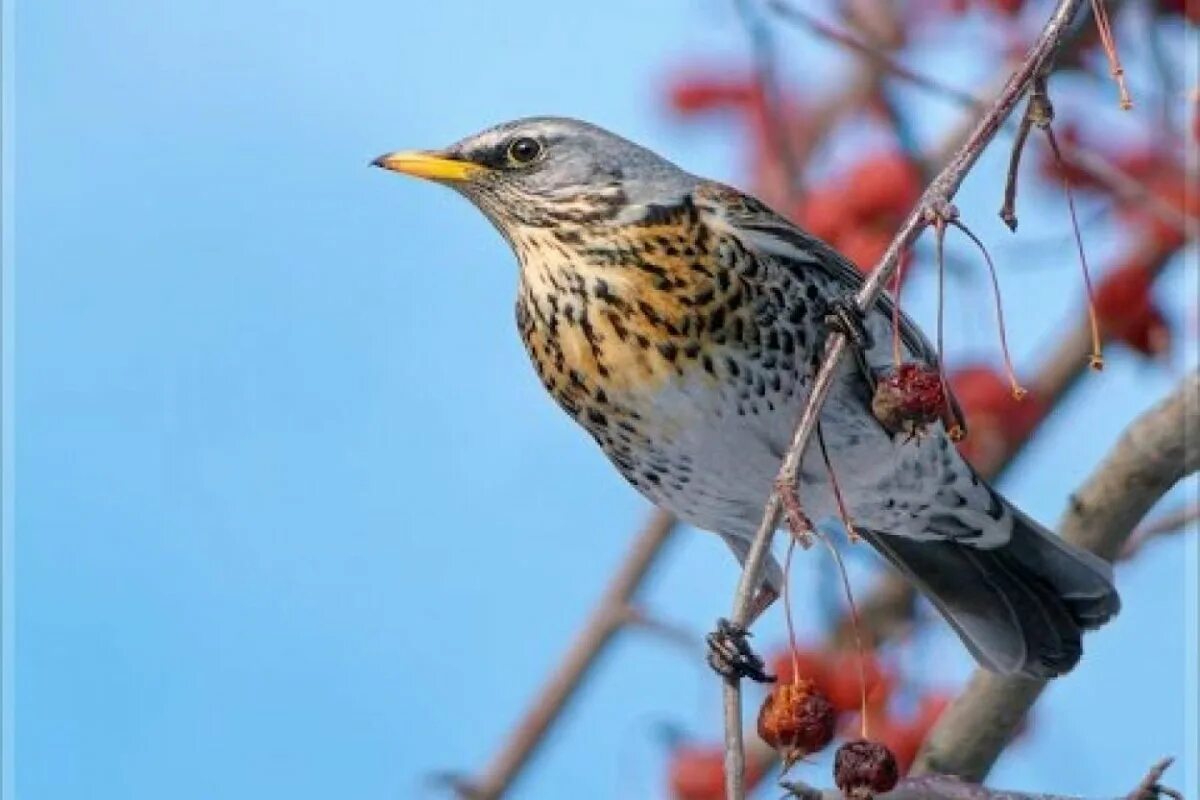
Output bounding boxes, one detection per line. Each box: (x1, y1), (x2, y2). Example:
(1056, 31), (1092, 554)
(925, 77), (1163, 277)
(706, 618), (775, 683)
(823, 294), (874, 351)
(824, 294), (877, 390)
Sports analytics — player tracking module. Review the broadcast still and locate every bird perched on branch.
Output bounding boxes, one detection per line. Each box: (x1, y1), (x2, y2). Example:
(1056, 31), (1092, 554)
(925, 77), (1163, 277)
(373, 117), (1119, 679)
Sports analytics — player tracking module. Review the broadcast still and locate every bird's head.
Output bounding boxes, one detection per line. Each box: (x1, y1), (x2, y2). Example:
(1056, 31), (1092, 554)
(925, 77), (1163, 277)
(372, 117), (698, 244)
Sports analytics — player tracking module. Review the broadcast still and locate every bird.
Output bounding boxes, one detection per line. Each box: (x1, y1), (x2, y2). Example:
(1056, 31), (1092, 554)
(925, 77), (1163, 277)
(372, 116), (1119, 679)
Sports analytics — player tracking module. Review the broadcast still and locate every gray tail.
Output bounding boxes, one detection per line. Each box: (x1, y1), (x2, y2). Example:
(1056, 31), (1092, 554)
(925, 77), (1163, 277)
(861, 509), (1120, 679)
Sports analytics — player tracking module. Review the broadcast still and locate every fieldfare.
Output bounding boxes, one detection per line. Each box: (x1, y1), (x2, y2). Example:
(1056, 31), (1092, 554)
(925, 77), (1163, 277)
(373, 117), (1119, 679)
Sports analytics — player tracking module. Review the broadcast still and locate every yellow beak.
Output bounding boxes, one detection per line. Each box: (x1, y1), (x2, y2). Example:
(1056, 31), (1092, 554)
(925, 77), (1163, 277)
(370, 150), (484, 182)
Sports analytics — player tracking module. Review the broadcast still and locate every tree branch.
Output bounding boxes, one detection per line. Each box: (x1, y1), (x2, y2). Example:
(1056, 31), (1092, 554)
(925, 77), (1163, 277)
(910, 371), (1200, 781)
(779, 757), (1178, 800)
(463, 510), (677, 799)
(765, 0), (1192, 238)
(721, 2), (1093, 795)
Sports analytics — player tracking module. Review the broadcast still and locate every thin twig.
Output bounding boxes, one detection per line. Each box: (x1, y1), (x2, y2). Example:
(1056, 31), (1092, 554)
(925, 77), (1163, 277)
(766, 0), (981, 110)
(1089, 0), (1133, 110)
(1126, 757), (1182, 800)
(1042, 121), (1105, 370)
(999, 79), (1054, 231)
(765, 0), (1192, 238)
(999, 110), (1035, 232)
(1121, 503), (1200, 560)
(948, 219), (1026, 399)
(721, 2), (1092, 796)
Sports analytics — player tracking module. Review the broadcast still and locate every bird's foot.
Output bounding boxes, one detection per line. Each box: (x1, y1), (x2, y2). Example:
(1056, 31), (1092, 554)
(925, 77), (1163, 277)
(706, 618), (774, 683)
(824, 294), (877, 390)
(823, 294), (874, 352)
(775, 475), (816, 549)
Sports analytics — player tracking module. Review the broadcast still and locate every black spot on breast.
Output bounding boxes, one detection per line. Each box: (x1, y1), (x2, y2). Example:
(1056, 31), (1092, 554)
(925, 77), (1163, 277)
(788, 300), (808, 324)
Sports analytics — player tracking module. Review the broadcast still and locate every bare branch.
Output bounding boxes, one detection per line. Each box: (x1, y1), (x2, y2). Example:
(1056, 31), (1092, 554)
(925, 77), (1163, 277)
(464, 510), (677, 799)
(766, 0), (1192, 239)
(911, 372), (1200, 780)
(1122, 503), (1199, 559)
(1000, 78), (1055, 231)
(1126, 757), (1182, 800)
(778, 758), (1178, 800)
(766, 0), (980, 109)
(721, 3), (1094, 796)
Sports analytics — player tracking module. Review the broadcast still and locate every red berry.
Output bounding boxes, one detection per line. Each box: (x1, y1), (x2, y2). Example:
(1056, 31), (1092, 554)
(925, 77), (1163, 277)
(834, 739), (901, 798)
(757, 680), (837, 766)
(871, 363), (946, 437)
(1157, 0), (1200, 23)
(985, 0), (1025, 15)
(795, 187), (851, 244)
(1093, 262), (1171, 358)
(844, 154), (921, 223)
(666, 76), (756, 116)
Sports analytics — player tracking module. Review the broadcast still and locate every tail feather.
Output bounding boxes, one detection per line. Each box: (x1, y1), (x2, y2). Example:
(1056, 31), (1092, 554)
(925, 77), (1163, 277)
(861, 511), (1120, 679)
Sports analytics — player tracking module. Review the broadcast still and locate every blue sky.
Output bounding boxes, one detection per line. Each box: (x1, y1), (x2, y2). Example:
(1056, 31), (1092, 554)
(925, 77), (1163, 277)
(10, 1), (1197, 798)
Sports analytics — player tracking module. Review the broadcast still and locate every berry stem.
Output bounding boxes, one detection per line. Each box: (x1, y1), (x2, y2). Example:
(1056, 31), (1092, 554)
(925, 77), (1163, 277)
(783, 531), (801, 685)
(891, 258), (906, 367)
(1089, 0), (1133, 111)
(814, 528), (871, 740)
(950, 220), (1027, 399)
(1043, 125), (1105, 370)
(934, 217), (956, 425)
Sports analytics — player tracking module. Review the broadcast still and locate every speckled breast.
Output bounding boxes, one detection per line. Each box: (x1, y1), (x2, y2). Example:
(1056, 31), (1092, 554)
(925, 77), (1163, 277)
(510, 200), (839, 530)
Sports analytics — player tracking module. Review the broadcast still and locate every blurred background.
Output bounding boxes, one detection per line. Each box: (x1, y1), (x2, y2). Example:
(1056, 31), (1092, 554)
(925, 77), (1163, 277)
(11, 1), (1197, 798)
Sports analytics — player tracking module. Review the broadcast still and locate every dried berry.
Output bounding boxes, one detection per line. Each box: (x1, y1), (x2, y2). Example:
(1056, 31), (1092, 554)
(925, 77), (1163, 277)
(834, 739), (900, 799)
(756, 680), (837, 767)
(871, 363), (946, 437)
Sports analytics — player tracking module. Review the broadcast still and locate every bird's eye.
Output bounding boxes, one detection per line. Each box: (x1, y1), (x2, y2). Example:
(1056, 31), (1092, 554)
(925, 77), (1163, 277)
(507, 137), (543, 165)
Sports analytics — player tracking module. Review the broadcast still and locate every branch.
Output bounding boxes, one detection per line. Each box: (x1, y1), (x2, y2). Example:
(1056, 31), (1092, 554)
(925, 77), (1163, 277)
(462, 510), (677, 798)
(779, 758), (1179, 800)
(1122, 503), (1199, 559)
(910, 372), (1200, 781)
(722, 3), (1092, 796)
(765, 0), (1193, 239)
